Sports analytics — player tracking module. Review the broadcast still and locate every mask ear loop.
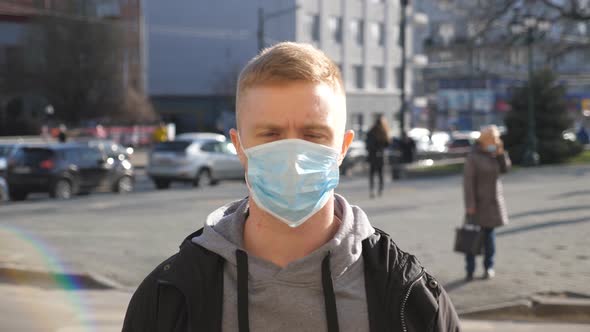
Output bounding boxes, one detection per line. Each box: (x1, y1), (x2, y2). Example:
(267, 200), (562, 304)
(237, 132), (253, 191)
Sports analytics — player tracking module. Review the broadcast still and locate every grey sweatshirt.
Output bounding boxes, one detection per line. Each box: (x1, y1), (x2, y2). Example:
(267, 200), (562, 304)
(192, 194), (375, 332)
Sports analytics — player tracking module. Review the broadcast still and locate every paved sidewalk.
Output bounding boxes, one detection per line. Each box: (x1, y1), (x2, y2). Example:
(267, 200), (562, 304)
(0, 284), (129, 332)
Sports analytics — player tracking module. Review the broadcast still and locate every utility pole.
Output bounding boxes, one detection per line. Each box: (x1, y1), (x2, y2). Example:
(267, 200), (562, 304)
(523, 28), (539, 166)
(510, 15), (548, 166)
(399, 0), (409, 137)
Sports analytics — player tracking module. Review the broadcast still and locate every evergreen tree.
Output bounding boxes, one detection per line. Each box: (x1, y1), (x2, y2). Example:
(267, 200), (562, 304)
(504, 69), (581, 164)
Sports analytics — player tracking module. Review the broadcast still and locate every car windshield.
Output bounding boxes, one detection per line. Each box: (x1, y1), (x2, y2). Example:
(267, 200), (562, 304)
(154, 141), (191, 152)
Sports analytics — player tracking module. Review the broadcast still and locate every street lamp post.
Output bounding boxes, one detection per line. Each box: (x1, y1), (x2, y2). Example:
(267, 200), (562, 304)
(399, 0), (409, 137)
(510, 15), (550, 166)
(257, 6), (300, 52)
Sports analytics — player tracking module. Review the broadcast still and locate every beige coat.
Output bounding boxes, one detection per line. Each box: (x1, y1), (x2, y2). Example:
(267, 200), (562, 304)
(463, 146), (511, 228)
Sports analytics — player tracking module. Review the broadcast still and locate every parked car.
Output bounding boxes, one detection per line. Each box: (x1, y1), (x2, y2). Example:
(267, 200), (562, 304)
(147, 133), (243, 189)
(0, 143), (19, 178)
(447, 131), (479, 157)
(446, 138), (475, 157)
(6, 143), (134, 201)
(175, 132), (226, 141)
(0, 176), (7, 202)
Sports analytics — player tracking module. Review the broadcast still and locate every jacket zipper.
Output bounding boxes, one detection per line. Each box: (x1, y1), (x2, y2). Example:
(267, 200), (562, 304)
(400, 269), (425, 332)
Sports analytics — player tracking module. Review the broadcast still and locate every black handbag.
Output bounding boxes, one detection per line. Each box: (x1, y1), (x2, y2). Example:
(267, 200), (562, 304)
(454, 218), (484, 256)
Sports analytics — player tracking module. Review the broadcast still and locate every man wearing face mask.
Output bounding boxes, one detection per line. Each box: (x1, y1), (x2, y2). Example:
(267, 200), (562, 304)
(463, 125), (511, 282)
(122, 42), (460, 332)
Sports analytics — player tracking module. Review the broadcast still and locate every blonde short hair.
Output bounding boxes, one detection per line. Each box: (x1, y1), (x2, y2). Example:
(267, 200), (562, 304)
(236, 42), (344, 110)
(480, 125), (500, 139)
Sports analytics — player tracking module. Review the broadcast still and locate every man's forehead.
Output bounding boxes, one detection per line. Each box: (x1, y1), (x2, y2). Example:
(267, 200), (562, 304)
(237, 82), (346, 127)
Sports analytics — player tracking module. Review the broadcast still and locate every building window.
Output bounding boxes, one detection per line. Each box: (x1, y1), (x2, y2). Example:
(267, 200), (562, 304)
(350, 19), (364, 45)
(374, 66), (385, 89)
(371, 22), (385, 46)
(305, 14), (320, 42)
(329, 16), (343, 43)
(353, 65), (364, 89)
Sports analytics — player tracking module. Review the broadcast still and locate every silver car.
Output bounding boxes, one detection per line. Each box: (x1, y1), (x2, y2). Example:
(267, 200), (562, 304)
(147, 133), (244, 189)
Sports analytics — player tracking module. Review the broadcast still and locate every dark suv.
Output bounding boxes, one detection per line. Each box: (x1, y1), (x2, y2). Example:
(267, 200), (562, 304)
(6, 144), (134, 201)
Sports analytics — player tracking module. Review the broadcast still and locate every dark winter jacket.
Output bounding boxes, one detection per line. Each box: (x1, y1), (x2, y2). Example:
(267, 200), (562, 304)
(365, 128), (390, 167)
(122, 228), (460, 332)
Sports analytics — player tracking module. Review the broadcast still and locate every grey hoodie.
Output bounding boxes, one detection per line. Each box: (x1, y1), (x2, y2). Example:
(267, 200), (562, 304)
(192, 194), (375, 331)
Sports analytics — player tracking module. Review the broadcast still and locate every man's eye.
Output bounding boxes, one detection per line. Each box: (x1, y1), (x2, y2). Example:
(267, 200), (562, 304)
(305, 133), (323, 139)
(261, 132), (279, 137)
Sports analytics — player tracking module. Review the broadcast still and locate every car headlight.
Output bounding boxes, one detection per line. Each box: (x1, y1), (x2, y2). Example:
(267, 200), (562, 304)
(121, 160), (132, 170)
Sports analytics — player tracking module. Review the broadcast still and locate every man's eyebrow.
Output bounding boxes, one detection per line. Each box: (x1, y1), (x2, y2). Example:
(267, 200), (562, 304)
(253, 124), (284, 131)
(302, 124), (332, 130)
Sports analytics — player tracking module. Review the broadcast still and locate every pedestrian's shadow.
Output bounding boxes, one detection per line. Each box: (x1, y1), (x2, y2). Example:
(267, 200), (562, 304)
(553, 189), (590, 199)
(509, 205), (590, 219)
(497, 215), (590, 237)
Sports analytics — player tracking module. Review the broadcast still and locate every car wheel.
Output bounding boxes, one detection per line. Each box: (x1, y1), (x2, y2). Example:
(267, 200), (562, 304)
(9, 190), (28, 201)
(52, 179), (73, 200)
(115, 176), (134, 194)
(154, 179), (171, 190)
(194, 168), (215, 187)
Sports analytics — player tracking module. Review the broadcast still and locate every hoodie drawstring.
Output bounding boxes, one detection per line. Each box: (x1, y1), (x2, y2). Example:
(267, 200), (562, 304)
(322, 251), (340, 332)
(236, 249), (250, 332)
(235, 250), (340, 332)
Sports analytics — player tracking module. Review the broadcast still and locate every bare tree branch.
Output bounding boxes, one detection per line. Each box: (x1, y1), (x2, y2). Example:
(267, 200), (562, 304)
(468, 0), (519, 42)
(541, 0), (590, 20)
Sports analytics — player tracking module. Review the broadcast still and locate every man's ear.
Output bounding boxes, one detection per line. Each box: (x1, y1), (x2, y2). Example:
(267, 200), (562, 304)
(338, 130), (355, 166)
(230, 128), (248, 168)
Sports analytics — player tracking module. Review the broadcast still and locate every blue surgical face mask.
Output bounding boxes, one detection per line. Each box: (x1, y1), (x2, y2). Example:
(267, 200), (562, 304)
(486, 144), (497, 153)
(241, 138), (341, 228)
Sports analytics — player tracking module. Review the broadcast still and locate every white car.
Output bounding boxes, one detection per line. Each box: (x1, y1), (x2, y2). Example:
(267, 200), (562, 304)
(147, 133), (244, 189)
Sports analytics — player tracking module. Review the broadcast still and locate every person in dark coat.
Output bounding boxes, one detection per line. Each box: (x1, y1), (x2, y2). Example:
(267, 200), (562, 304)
(365, 115), (390, 198)
(400, 133), (417, 164)
(463, 125), (511, 281)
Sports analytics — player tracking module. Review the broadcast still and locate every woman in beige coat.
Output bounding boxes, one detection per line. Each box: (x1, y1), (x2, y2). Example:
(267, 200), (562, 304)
(463, 125), (511, 281)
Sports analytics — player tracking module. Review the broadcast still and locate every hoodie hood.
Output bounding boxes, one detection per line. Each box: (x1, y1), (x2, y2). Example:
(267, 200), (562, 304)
(192, 194), (375, 285)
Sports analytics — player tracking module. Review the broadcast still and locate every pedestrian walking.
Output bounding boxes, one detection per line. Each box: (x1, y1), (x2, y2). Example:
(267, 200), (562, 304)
(123, 42), (460, 332)
(365, 115), (390, 198)
(57, 124), (67, 143)
(463, 125), (511, 281)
